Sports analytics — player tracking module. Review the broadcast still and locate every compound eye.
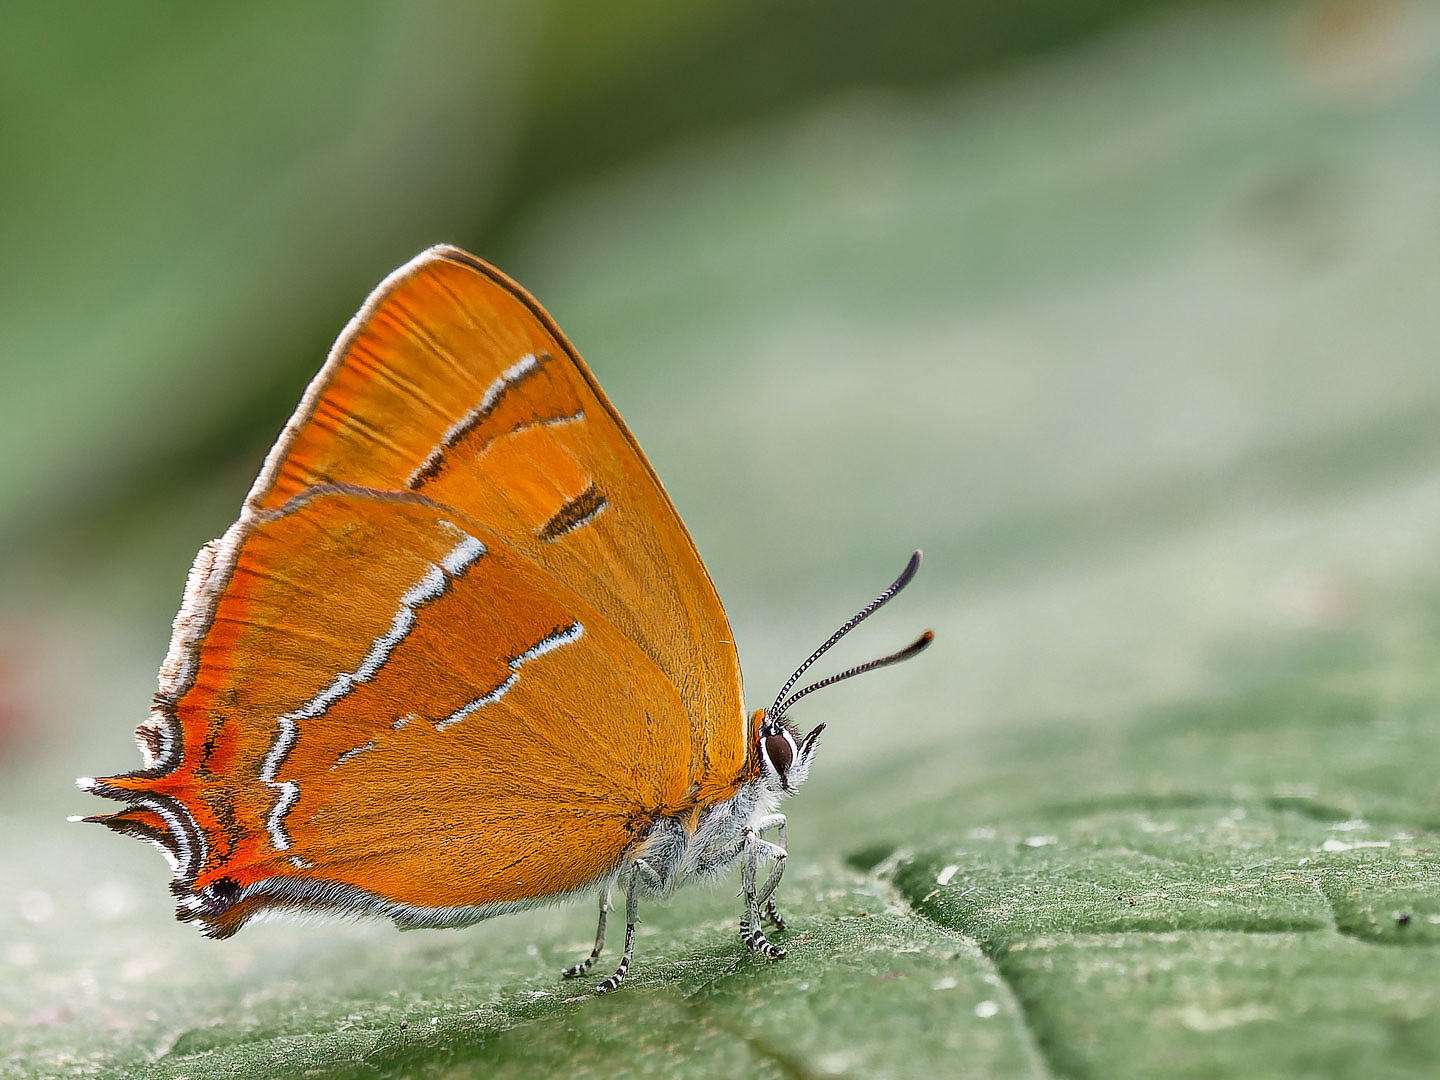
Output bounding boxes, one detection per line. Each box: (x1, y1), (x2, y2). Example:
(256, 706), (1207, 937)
(763, 731), (794, 775)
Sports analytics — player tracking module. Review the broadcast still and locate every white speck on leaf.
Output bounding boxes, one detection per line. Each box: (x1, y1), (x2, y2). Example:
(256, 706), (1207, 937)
(1321, 838), (1389, 852)
(816, 1051), (857, 1076)
(1176, 1003), (1276, 1031)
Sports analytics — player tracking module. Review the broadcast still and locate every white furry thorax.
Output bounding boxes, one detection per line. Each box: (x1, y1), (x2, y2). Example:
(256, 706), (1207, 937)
(629, 780), (782, 898)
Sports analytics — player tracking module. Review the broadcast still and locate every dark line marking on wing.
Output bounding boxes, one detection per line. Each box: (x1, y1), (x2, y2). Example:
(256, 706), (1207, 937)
(408, 352), (551, 488)
(537, 484), (609, 542)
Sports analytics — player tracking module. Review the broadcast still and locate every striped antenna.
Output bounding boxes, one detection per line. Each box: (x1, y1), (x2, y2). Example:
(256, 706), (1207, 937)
(769, 550), (929, 721)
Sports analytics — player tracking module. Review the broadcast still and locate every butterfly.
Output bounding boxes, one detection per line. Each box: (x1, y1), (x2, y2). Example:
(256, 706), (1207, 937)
(77, 245), (931, 992)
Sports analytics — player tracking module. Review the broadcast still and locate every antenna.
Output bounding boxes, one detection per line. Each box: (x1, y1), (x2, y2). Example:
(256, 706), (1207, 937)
(769, 550), (931, 722)
(773, 631), (933, 719)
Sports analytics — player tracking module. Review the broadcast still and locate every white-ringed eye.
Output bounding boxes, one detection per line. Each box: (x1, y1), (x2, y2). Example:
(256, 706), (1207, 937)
(763, 730), (796, 775)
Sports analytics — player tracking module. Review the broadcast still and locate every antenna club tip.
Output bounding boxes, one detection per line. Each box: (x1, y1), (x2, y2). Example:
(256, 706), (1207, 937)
(901, 630), (935, 659)
(893, 550), (923, 592)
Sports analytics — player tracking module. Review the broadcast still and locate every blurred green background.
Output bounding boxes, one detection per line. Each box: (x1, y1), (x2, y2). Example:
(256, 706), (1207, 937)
(7, 0), (1440, 1077)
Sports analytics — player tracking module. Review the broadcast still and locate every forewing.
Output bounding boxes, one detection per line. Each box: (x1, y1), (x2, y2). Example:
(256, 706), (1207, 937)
(244, 247), (746, 795)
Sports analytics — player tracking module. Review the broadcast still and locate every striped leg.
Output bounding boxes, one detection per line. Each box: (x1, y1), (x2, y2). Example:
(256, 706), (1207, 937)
(562, 882), (612, 979)
(740, 821), (788, 959)
(763, 897), (787, 931)
(760, 816), (788, 929)
(595, 863), (644, 994)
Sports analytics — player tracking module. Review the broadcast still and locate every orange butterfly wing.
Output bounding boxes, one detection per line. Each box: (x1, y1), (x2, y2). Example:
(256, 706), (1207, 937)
(95, 487), (698, 935)
(246, 246), (744, 797)
(87, 247), (755, 934)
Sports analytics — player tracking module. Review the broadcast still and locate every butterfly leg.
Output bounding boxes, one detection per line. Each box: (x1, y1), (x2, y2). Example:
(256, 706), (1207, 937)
(633, 858), (664, 891)
(562, 882), (613, 979)
(595, 862), (646, 994)
(763, 897), (786, 931)
(740, 821), (788, 959)
(756, 814), (789, 930)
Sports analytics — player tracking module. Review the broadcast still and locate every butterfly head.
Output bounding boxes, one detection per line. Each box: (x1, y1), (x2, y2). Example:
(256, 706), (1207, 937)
(755, 550), (934, 797)
(754, 708), (825, 795)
